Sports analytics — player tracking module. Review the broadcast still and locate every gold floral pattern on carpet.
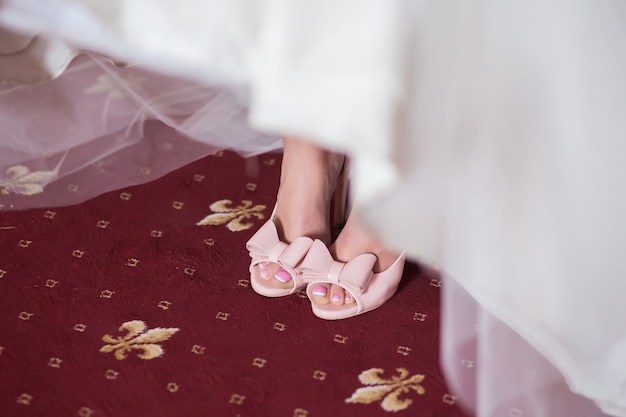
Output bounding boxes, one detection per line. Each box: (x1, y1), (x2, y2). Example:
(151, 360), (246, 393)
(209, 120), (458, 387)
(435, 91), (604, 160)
(345, 368), (426, 412)
(0, 165), (56, 196)
(100, 320), (180, 360)
(196, 199), (266, 231)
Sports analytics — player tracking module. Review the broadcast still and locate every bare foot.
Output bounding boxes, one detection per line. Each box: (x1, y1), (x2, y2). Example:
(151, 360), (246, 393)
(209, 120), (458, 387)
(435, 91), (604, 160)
(256, 136), (344, 289)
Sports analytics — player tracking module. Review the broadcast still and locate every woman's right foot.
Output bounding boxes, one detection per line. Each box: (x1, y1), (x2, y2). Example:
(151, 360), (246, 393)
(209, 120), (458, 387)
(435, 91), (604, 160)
(308, 211), (401, 306)
(255, 136), (344, 290)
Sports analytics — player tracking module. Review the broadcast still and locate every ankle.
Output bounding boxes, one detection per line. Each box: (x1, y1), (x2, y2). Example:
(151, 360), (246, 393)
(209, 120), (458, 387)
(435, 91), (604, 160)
(274, 137), (345, 245)
(273, 199), (331, 245)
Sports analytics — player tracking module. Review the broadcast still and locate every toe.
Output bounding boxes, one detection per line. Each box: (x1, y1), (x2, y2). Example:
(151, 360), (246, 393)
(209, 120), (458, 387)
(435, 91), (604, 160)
(309, 284), (331, 305)
(344, 290), (355, 305)
(257, 263), (293, 289)
(257, 262), (272, 280)
(270, 267), (294, 289)
(329, 284), (345, 305)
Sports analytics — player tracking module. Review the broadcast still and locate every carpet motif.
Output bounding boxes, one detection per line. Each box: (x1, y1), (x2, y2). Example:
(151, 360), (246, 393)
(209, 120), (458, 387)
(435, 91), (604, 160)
(0, 165), (56, 196)
(196, 199), (267, 232)
(99, 320), (180, 360)
(346, 368), (426, 412)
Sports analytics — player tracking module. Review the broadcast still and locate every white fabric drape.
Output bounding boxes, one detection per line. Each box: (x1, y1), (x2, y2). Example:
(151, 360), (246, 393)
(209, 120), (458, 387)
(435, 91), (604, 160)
(1, 1), (625, 415)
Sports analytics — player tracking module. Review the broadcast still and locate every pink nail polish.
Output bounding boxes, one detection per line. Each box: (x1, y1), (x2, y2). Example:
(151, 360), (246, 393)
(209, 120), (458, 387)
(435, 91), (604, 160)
(345, 294), (351, 302)
(274, 270), (292, 283)
(311, 285), (327, 297)
(332, 293), (341, 302)
(259, 262), (268, 268)
(260, 269), (270, 278)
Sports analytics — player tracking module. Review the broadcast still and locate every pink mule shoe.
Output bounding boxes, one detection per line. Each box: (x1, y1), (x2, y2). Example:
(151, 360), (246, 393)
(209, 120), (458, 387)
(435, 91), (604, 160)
(246, 208), (313, 297)
(301, 240), (406, 320)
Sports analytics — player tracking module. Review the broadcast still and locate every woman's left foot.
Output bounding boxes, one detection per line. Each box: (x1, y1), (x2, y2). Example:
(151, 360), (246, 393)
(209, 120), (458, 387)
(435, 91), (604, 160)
(307, 213), (402, 309)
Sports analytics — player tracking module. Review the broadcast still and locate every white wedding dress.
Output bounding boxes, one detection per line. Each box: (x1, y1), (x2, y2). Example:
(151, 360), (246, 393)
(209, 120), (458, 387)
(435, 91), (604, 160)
(1, 1), (625, 415)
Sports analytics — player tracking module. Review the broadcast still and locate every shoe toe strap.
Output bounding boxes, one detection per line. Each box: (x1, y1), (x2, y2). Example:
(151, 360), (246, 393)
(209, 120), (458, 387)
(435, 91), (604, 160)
(249, 237), (312, 280)
(301, 242), (377, 296)
(276, 237), (313, 267)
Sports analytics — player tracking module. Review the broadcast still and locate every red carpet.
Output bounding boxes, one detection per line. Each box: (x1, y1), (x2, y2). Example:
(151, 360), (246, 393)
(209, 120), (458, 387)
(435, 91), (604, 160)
(0, 123), (471, 417)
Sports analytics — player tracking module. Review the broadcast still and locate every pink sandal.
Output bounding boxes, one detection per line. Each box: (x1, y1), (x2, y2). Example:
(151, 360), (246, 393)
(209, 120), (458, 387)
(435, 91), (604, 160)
(246, 208), (313, 297)
(301, 240), (406, 320)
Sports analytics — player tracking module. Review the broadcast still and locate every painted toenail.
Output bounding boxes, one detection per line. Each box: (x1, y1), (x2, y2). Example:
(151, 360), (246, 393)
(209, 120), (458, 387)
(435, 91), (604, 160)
(260, 269), (270, 278)
(274, 270), (292, 283)
(332, 294), (341, 302)
(311, 285), (327, 297)
(259, 262), (268, 269)
(345, 294), (351, 302)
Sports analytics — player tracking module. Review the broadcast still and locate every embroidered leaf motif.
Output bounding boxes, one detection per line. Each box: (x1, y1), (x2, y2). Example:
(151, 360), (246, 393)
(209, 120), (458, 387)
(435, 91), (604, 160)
(119, 320), (146, 340)
(0, 165), (57, 196)
(226, 216), (256, 232)
(85, 73), (144, 99)
(100, 320), (179, 360)
(359, 367), (410, 385)
(209, 200), (237, 212)
(133, 328), (178, 344)
(135, 344), (164, 360)
(348, 385), (398, 404)
(381, 387), (414, 412)
(346, 368), (425, 412)
(198, 212), (238, 226)
(6, 165), (29, 178)
(196, 199), (266, 232)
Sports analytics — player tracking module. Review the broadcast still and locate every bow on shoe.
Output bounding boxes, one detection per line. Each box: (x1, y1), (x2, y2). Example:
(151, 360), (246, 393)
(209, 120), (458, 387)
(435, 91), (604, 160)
(246, 219), (313, 270)
(300, 240), (377, 296)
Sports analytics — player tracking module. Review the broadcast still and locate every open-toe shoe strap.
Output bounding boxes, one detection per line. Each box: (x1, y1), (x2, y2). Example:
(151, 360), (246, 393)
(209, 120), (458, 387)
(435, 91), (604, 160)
(246, 218), (313, 283)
